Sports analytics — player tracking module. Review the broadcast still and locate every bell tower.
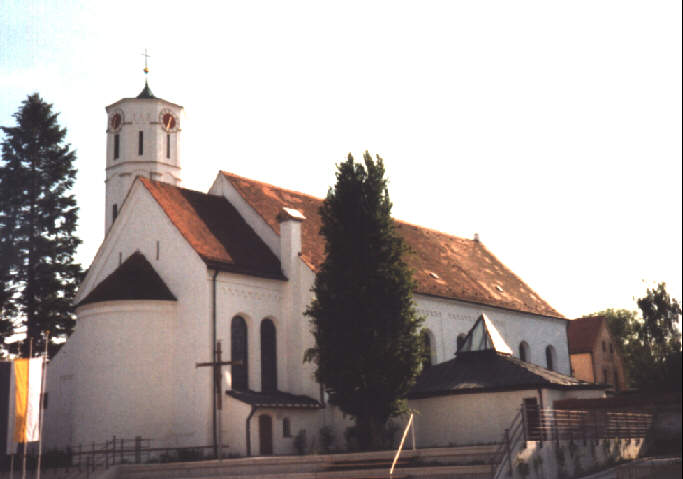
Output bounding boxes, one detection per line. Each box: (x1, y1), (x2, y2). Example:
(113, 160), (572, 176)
(104, 69), (183, 233)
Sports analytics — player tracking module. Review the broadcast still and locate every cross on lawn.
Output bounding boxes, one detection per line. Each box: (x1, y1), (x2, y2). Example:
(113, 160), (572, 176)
(196, 341), (241, 410)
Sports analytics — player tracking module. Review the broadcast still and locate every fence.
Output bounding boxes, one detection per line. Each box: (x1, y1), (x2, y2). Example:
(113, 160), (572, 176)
(1, 437), (229, 478)
(491, 405), (654, 479)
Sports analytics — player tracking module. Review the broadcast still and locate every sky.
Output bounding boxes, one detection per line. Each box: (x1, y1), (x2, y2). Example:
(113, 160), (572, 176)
(1, 0), (681, 320)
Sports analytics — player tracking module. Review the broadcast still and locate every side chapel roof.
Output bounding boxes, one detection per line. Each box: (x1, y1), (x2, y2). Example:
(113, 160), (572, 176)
(221, 171), (562, 318)
(567, 316), (606, 354)
(79, 252), (176, 306)
(226, 389), (322, 409)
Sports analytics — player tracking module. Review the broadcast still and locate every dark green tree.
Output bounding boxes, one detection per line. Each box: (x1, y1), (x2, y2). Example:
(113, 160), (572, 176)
(305, 152), (424, 450)
(0, 93), (83, 357)
(591, 283), (681, 392)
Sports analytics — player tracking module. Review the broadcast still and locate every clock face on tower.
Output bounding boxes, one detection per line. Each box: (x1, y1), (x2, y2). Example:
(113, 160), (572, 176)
(159, 110), (178, 131)
(109, 110), (123, 132)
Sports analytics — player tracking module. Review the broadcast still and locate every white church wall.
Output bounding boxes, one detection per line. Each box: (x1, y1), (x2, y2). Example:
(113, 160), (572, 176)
(43, 332), (78, 450)
(414, 295), (571, 375)
(71, 300), (176, 445)
(67, 183), (214, 448)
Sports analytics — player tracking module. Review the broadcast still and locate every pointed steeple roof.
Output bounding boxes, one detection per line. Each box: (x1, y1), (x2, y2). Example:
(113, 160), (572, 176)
(458, 313), (513, 355)
(137, 80), (156, 99)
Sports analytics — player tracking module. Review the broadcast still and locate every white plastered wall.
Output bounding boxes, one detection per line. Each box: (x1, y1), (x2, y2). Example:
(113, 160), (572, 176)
(47, 181), (213, 449)
(415, 295), (571, 375)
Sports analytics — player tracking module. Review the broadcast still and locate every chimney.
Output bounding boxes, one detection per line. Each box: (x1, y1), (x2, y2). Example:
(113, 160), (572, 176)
(473, 232), (480, 242)
(277, 207), (305, 279)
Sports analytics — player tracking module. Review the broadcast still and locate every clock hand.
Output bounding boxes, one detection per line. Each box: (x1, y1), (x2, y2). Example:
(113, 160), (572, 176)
(166, 116), (172, 129)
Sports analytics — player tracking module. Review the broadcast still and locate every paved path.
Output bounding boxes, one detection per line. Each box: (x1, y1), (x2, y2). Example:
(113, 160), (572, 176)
(579, 457), (681, 479)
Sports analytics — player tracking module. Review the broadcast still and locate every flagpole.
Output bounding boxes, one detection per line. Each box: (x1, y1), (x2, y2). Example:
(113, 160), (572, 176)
(21, 339), (32, 479)
(35, 332), (49, 479)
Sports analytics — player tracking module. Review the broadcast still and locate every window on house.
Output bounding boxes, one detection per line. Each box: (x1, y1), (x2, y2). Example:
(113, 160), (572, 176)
(114, 134), (120, 159)
(421, 330), (433, 368)
(261, 319), (277, 392)
(112, 203), (118, 221)
(282, 417), (291, 437)
(602, 341), (606, 352)
(231, 316), (248, 390)
(138, 131), (143, 155)
(42, 392), (48, 409)
(603, 368), (609, 384)
(519, 341), (530, 362)
(609, 343), (614, 354)
(545, 345), (555, 371)
(456, 334), (466, 352)
(166, 134), (170, 159)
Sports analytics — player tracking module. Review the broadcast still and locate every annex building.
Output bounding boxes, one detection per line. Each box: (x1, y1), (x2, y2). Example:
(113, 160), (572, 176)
(42, 82), (603, 456)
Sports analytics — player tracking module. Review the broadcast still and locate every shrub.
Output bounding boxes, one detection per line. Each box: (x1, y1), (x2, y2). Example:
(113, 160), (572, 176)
(320, 426), (334, 453)
(294, 430), (307, 455)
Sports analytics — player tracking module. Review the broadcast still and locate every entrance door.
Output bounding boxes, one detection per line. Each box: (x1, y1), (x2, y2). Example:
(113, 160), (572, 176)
(258, 414), (273, 455)
(524, 398), (541, 441)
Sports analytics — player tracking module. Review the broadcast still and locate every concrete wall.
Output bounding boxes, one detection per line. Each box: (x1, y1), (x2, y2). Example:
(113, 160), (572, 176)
(509, 437), (646, 479)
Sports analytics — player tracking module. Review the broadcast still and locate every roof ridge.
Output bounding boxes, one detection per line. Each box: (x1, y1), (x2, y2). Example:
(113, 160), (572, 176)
(220, 170), (476, 244)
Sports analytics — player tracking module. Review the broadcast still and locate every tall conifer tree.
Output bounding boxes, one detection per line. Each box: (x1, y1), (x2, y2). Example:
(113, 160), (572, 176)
(305, 152), (423, 450)
(0, 93), (83, 357)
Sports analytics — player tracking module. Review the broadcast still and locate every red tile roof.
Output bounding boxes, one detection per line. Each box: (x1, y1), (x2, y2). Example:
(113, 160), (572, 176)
(567, 316), (605, 354)
(140, 178), (284, 280)
(221, 171), (562, 318)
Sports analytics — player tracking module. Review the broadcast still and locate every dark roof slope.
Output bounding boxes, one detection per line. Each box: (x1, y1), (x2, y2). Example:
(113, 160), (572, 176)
(79, 252), (175, 306)
(140, 178), (284, 280)
(568, 316), (605, 354)
(408, 351), (601, 398)
(221, 171), (562, 318)
(226, 390), (322, 408)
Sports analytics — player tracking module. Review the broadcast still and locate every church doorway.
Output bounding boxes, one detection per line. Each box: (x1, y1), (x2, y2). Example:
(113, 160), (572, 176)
(258, 414), (273, 455)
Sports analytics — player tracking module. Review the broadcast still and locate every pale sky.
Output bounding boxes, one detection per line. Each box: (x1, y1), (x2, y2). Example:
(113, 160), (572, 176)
(1, 1), (681, 319)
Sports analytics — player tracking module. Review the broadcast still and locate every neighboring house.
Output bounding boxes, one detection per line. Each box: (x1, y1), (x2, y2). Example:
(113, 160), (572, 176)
(568, 316), (627, 392)
(42, 81), (602, 457)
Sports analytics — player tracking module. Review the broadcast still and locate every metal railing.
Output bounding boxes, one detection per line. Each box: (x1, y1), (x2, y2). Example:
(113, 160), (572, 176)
(3, 437), (229, 479)
(490, 405), (654, 479)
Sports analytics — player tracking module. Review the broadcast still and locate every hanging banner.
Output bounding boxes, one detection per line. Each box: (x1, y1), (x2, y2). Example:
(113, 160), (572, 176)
(13, 357), (44, 444)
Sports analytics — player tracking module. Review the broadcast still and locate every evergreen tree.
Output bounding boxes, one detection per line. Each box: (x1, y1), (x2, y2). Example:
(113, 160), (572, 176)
(0, 93), (83, 357)
(305, 152), (423, 450)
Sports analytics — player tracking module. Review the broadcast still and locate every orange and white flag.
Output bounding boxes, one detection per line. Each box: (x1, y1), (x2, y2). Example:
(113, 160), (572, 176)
(13, 357), (44, 444)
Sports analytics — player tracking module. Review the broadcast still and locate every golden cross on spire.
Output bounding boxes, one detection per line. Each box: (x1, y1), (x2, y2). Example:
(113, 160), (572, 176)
(142, 48), (150, 75)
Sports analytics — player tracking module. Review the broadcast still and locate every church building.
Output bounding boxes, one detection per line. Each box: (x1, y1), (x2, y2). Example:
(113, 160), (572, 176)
(42, 82), (602, 456)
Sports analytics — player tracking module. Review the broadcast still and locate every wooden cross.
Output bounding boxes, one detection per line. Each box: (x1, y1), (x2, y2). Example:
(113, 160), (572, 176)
(196, 341), (241, 409)
(141, 48), (150, 74)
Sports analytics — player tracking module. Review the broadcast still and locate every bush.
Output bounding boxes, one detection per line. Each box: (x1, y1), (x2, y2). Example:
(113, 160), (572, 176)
(294, 430), (307, 455)
(320, 426), (334, 453)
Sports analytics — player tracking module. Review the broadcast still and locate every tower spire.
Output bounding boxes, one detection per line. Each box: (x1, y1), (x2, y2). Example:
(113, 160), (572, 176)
(137, 48), (156, 99)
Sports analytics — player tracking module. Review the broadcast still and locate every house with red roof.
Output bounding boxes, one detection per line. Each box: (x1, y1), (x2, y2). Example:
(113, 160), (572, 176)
(568, 316), (627, 392)
(42, 82), (603, 456)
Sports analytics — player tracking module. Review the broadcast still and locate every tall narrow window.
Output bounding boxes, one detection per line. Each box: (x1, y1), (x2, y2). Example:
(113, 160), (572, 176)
(519, 341), (530, 362)
(231, 316), (248, 390)
(114, 134), (120, 159)
(421, 330), (433, 368)
(456, 334), (466, 352)
(545, 345), (555, 371)
(112, 203), (118, 221)
(261, 319), (277, 392)
(138, 131), (143, 155)
(166, 134), (170, 159)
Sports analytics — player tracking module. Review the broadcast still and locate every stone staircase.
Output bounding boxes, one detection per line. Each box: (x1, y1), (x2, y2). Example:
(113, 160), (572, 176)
(111, 445), (497, 479)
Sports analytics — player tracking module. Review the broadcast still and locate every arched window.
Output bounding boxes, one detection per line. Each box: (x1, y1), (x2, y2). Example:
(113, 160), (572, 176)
(231, 316), (248, 390)
(456, 334), (466, 352)
(519, 341), (530, 362)
(420, 330), (433, 368)
(261, 319), (277, 392)
(545, 345), (556, 371)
